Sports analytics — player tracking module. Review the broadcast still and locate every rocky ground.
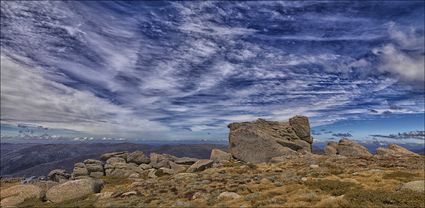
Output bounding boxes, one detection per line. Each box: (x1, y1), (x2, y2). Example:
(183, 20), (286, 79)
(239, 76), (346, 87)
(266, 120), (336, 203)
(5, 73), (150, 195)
(1, 150), (424, 208)
(1, 117), (424, 207)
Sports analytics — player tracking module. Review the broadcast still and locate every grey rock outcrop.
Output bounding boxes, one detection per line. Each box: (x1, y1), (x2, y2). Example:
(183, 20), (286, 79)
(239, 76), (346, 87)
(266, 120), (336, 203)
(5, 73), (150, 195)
(104, 157), (140, 177)
(187, 160), (213, 172)
(46, 179), (103, 203)
(149, 153), (175, 169)
(336, 139), (372, 158)
(72, 163), (89, 179)
(127, 151), (150, 165)
(84, 159), (104, 178)
(174, 157), (198, 165)
(100, 152), (128, 161)
(397, 180), (424, 192)
(210, 149), (232, 162)
(324, 141), (338, 155)
(376, 144), (420, 158)
(228, 116), (313, 163)
(48, 169), (70, 182)
(0, 184), (43, 207)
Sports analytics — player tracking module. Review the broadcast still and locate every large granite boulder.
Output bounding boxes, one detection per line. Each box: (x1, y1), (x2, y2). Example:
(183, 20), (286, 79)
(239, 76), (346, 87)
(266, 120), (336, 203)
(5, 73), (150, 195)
(324, 141), (338, 155)
(149, 153), (175, 169)
(72, 162), (89, 179)
(376, 144), (420, 158)
(100, 152), (128, 161)
(228, 116), (313, 163)
(82, 159), (104, 178)
(0, 184), (43, 207)
(174, 157), (199, 165)
(104, 157), (140, 177)
(48, 169), (70, 182)
(46, 179), (103, 203)
(210, 149), (232, 162)
(336, 139), (372, 158)
(127, 151), (150, 165)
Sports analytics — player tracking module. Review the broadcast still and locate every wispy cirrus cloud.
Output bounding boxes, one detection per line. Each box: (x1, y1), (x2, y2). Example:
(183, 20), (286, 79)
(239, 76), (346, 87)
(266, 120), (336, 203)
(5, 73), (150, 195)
(1, 1), (424, 139)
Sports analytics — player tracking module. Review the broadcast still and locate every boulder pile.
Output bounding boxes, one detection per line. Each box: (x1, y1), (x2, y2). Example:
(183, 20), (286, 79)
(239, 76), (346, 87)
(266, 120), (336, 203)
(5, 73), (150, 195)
(228, 115), (313, 163)
(324, 138), (373, 158)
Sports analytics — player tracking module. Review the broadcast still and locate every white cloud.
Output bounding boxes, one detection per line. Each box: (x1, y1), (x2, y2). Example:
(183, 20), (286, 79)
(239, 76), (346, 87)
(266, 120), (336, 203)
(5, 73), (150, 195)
(373, 23), (424, 82)
(0, 55), (169, 137)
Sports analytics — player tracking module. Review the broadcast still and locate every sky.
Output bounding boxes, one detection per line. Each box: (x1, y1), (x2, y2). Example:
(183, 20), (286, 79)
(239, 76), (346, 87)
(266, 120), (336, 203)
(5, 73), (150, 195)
(1, 1), (424, 143)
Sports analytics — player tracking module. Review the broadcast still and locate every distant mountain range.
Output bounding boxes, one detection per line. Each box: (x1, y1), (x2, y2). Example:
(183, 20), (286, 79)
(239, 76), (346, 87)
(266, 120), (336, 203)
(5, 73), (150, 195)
(2, 140), (423, 178)
(0, 143), (226, 177)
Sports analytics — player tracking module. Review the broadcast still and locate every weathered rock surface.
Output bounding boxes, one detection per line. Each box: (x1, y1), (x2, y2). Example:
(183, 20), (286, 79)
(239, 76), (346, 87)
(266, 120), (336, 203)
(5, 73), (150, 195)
(217, 191), (241, 200)
(210, 149), (232, 162)
(187, 160), (213, 172)
(48, 169), (70, 182)
(174, 157), (198, 165)
(149, 153), (174, 169)
(398, 180), (425, 192)
(228, 116), (313, 163)
(336, 139), (372, 158)
(376, 144), (420, 158)
(84, 159), (104, 172)
(100, 152), (128, 161)
(127, 151), (150, 165)
(72, 163), (89, 178)
(289, 116), (313, 143)
(169, 161), (188, 173)
(46, 179), (103, 203)
(0, 184), (43, 207)
(324, 141), (338, 155)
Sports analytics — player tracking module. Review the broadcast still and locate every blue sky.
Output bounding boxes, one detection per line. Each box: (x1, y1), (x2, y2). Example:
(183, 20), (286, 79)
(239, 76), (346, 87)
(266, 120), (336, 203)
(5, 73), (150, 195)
(1, 1), (424, 143)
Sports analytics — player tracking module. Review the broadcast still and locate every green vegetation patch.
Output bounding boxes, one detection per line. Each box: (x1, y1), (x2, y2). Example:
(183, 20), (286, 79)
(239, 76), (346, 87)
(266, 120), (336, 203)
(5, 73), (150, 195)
(306, 179), (362, 196)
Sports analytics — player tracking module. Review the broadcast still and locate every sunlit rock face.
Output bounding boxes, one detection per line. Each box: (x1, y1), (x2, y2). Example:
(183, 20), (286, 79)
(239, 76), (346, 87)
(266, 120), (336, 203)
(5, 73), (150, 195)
(228, 115), (313, 163)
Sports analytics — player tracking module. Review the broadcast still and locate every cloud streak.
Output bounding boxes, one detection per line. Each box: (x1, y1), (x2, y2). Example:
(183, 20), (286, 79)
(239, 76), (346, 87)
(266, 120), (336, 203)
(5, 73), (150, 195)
(1, 1), (424, 139)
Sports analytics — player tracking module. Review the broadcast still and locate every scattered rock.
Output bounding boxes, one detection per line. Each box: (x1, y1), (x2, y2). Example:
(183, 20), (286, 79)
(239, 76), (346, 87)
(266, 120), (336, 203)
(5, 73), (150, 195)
(186, 160), (214, 172)
(210, 149), (232, 162)
(127, 151), (150, 165)
(46, 179), (103, 203)
(148, 169), (157, 179)
(84, 159), (104, 174)
(0, 185), (43, 207)
(90, 172), (105, 178)
(155, 167), (175, 177)
(310, 164), (319, 169)
(121, 191), (137, 197)
(47, 169), (70, 182)
(228, 116), (312, 163)
(336, 138), (372, 158)
(72, 163), (89, 178)
(106, 157), (126, 165)
(398, 180), (425, 192)
(105, 162), (141, 177)
(139, 164), (152, 170)
(150, 153), (173, 169)
(169, 161), (188, 173)
(217, 191), (241, 200)
(376, 144), (420, 158)
(324, 141), (338, 155)
(94, 192), (113, 200)
(100, 151), (128, 161)
(174, 157), (199, 165)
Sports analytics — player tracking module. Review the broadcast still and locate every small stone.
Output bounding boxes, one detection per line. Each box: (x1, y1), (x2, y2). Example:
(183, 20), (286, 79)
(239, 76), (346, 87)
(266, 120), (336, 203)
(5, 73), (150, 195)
(310, 164), (319, 169)
(217, 191), (241, 200)
(301, 177), (308, 182)
(139, 164), (152, 170)
(398, 180), (425, 192)
(121, 191), (137, 197)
